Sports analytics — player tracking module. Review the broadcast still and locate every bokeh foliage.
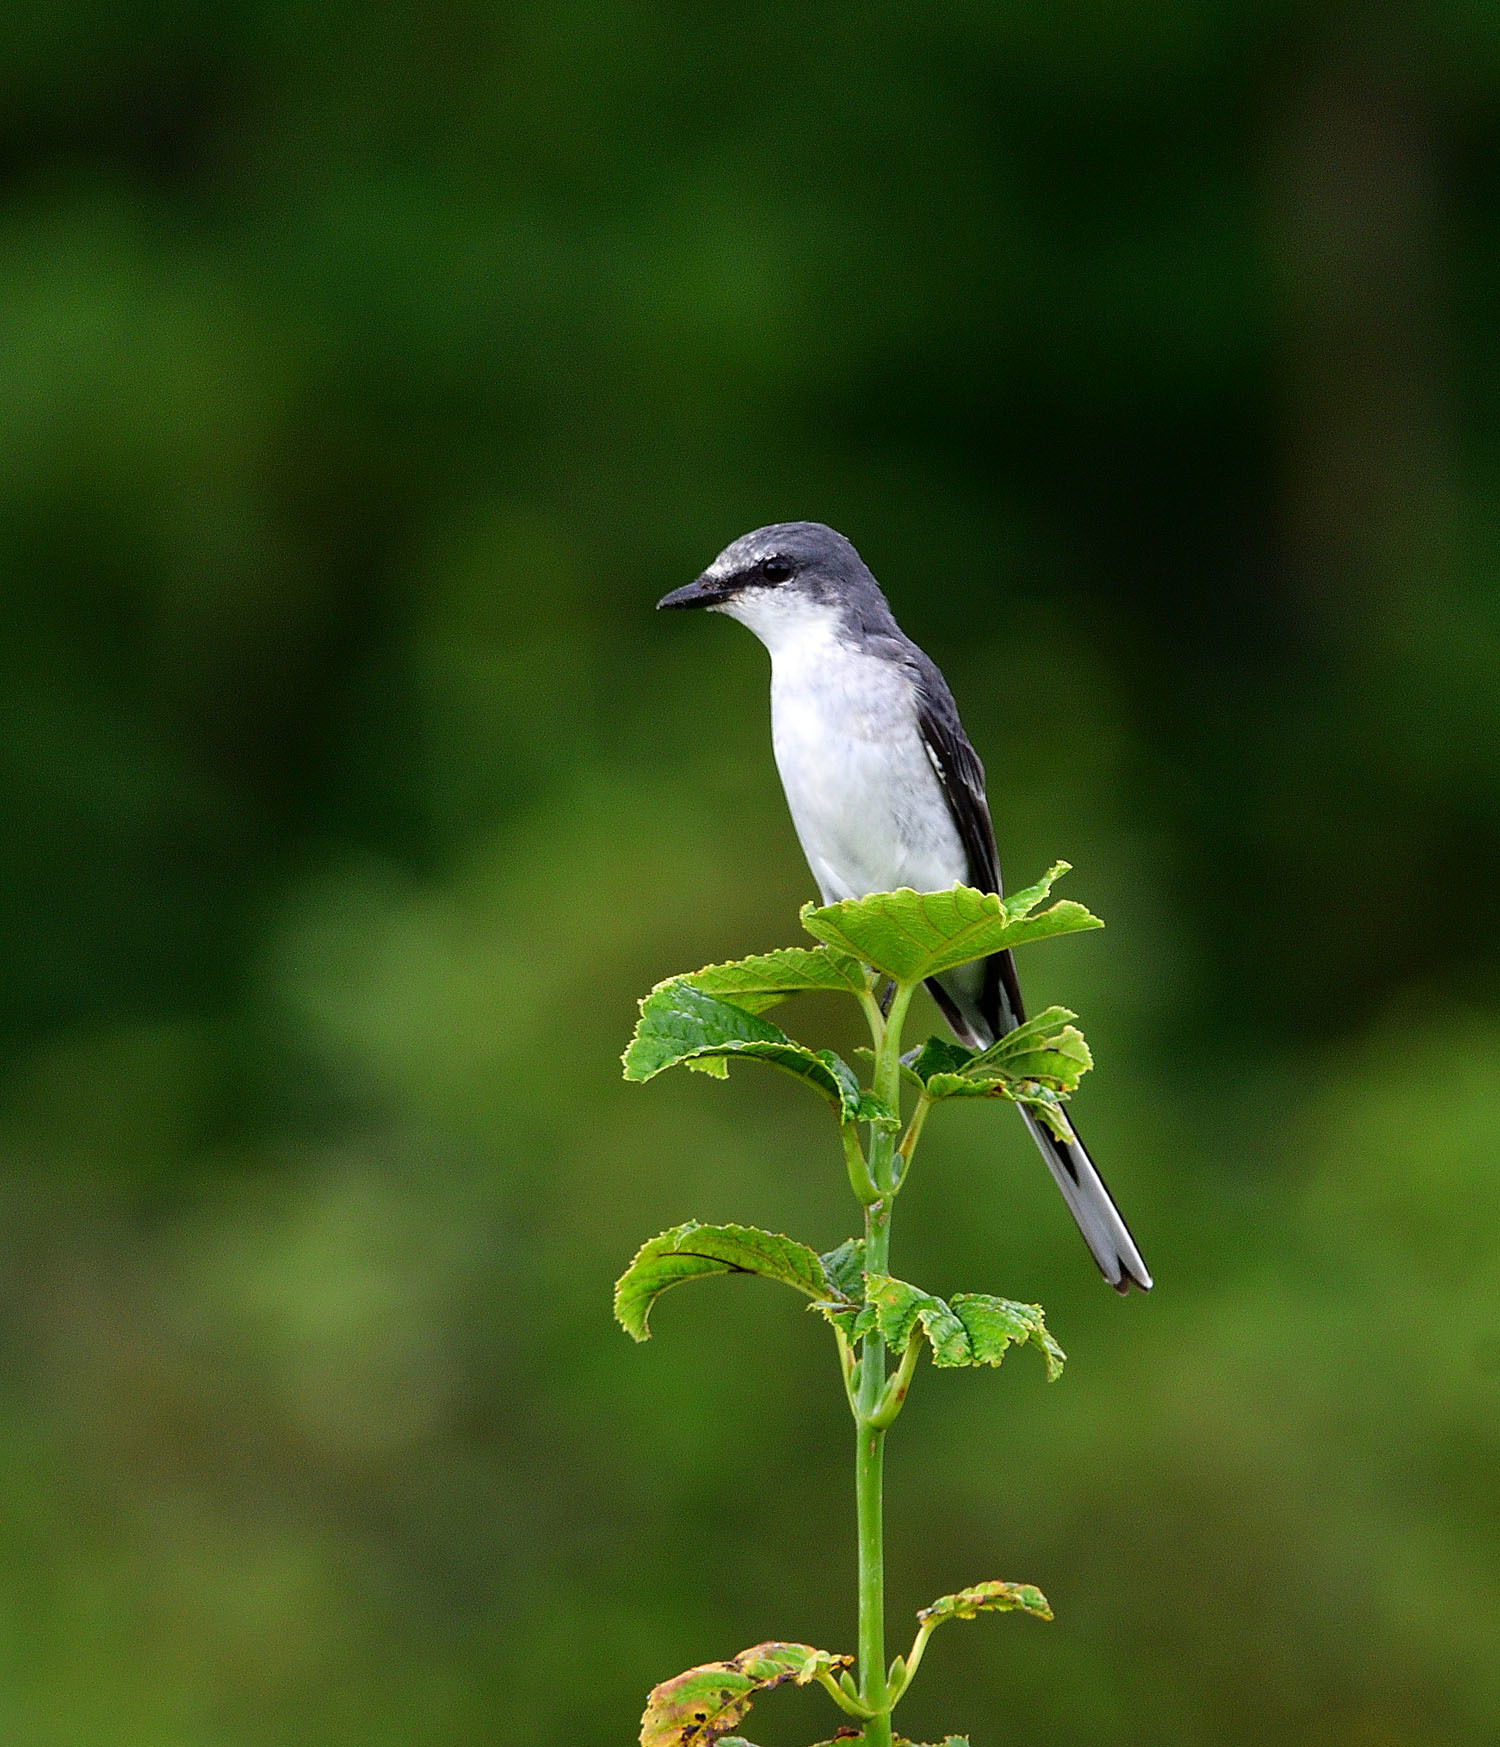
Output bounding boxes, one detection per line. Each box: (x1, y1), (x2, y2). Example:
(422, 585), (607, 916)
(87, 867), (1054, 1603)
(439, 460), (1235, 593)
(2, 2), (1500, 1743)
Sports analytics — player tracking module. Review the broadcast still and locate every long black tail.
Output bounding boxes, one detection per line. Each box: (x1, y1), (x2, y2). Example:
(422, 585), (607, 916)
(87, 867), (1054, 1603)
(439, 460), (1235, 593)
(927, 951), (1152, 1294)
(1015, 1107), (1151, 1293)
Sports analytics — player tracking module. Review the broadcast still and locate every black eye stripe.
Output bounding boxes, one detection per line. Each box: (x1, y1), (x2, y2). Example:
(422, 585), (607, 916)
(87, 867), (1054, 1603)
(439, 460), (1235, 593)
(760, 556), (794, 582)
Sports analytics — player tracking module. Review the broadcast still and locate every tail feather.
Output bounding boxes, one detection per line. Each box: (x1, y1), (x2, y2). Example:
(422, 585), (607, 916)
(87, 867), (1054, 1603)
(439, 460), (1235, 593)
(927, 965), (1152, 1293)
(1018, 1109), (1152, 1294)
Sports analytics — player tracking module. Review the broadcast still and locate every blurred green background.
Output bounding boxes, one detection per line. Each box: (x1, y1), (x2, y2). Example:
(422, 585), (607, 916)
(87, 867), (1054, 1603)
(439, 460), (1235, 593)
(2, 4), (1499, 1744)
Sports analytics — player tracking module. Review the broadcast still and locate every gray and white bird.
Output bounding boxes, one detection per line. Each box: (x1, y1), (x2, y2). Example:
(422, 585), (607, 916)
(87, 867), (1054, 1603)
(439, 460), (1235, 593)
(659, 520), (1151, 1293)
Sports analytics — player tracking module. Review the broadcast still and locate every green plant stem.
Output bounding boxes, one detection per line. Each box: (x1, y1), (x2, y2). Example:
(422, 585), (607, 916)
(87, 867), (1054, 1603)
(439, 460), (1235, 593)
(853, 980), (915, 1745)
(854, 1391), (890, 1746)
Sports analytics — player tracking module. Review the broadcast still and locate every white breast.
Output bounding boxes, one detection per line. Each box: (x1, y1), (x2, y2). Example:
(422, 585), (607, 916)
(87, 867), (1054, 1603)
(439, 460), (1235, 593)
(720, 593), (968, 904)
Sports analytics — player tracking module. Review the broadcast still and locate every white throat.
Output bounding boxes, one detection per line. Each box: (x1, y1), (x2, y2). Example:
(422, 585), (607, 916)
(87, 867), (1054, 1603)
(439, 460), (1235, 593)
(714, 587), (845, 659)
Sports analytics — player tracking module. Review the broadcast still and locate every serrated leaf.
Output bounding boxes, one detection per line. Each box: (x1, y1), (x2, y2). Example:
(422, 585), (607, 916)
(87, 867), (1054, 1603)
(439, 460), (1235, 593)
(818, 1238), (867, 1300)
(1003, 861), (1077, 919)
(814, 1240), (868, 1343)
(675, 946), (870, 1014)
(951, 1293), (1066, 1379)
(854, 1275), (1064, 1379)
(917, 1581), (1053, 1626)
(640, 1643), (852, 1747)
(623, 983), (868, 1119)
(913, 1009), (1091, 1140)
(798, 867), (1101, 983)
(973, 1008), (1092, 1089)
(912, 1010), (1090, 1096)
(615, 1222), (836, 1341)
(906, 1036), (978, 1084)
(921, 1070), (1075, 1142)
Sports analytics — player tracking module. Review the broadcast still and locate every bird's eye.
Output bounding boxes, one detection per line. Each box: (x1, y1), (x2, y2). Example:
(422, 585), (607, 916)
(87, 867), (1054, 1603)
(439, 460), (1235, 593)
(760, 556), (794, 583)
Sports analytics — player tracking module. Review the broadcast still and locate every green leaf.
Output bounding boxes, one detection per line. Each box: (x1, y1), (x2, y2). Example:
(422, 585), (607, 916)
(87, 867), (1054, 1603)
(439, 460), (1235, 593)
(798, 865), (1101, 983)
(639, 1642), (852, 1747)
(818, 1238), (866, 1300)
(905, 1036), (977, 1084)
(948, 1295), (1066, 1380)
(1002, 861), (1079, 920)
(816, 1239), (867, 1341)
(616, 1222), (845, 1342)
(917, 1581), (1053, 1626)
(972, 1007), (1092, 1089)
(854, 1275), (1065, 1380)
(910, 1011), (1090, 1099)
(623, 983), (871, 1120)
(911, 1009), (1092, 1142)
(921, 1071), (1075, 1142)
(675, 946), (870, 1014)
(895, 1738), (971, 1746)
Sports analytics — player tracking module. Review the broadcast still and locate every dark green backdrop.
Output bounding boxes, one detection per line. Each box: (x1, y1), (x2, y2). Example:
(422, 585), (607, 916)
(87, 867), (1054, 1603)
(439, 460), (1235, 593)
(2, 4), (1499, 1743)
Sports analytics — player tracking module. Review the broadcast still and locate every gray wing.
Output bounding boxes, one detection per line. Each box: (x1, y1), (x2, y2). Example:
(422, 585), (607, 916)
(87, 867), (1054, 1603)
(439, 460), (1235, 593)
(898, 643), (1152, 1293)
(902, 646), (1024, 1038)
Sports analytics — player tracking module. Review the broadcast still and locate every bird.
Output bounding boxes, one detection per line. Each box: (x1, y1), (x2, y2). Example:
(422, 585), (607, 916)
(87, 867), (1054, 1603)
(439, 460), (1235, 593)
(657, 520), (1151, 1293)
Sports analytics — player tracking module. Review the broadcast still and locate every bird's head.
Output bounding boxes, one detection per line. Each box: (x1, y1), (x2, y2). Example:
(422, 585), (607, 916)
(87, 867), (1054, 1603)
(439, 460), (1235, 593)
(658, 522), (889, 649)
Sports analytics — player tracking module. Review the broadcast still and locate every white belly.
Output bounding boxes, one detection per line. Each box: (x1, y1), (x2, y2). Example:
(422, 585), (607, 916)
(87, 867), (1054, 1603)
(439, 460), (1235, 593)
(769, 634), (968, 904)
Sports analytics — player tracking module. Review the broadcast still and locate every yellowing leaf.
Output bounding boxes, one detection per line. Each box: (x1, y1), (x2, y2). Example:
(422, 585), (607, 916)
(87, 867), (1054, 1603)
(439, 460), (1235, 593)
(917, 1581), (1053, 1627)
(640, 1642), (852, 1747)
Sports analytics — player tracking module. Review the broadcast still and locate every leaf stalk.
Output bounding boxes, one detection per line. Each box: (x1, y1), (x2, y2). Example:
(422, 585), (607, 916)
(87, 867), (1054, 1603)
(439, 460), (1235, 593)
(842, 1120), (881, 1204)
(815, 1665), (877, 1719)
(885, 1617), (938, 1709)
(870, 1327), (923, 1430)
(896, 1091), (931, 1173)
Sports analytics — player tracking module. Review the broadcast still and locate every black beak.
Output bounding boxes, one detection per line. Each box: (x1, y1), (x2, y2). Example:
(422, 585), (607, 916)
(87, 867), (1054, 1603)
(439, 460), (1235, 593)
(657, 572), (731, 611)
